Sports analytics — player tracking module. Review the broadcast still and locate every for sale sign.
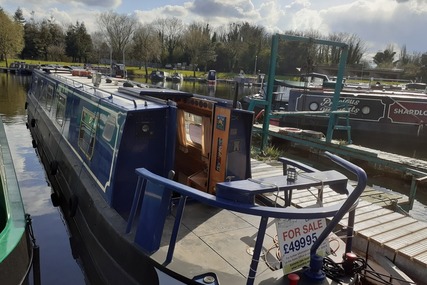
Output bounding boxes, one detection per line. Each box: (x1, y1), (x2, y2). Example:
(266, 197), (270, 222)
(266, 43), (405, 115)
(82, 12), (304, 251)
(276, 218), (330, 274)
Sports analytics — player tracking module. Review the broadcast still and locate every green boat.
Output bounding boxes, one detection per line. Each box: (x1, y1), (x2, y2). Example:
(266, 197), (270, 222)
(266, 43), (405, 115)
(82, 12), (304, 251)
(0, 119), (35, 284)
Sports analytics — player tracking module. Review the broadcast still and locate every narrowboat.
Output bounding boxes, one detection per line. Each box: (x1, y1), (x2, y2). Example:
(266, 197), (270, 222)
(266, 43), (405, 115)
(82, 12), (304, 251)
(26, 68), (370, 284)
(150, 70), (166, 82)
(284, 85), (427, 145)
(0, 119), (34, 284)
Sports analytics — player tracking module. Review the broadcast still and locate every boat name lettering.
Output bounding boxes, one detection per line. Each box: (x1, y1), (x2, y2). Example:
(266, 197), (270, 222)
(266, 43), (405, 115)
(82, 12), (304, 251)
(319, 98), (360, 114)
(321, 97), (360, 107)
(393, 108), (427, 116)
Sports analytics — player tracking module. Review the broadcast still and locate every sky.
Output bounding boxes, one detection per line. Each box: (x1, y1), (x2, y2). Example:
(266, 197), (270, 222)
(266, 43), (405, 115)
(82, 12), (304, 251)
(1, 0), (426, 62)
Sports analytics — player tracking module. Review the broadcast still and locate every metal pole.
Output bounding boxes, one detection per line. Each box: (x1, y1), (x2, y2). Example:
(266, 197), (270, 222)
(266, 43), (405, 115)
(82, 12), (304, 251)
(253, 55), (257, 75)
(326, 45), (348, 143)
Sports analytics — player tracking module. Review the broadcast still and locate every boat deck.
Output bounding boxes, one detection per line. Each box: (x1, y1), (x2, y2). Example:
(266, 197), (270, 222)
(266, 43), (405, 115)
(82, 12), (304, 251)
(145, 156), (422, 284)
(144, 156), (423, 284)
(250, 159), (426, 283)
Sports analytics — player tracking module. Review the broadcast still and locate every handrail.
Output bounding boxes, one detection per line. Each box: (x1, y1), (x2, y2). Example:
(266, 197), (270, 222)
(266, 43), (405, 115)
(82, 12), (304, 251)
(36, 69), (139, 108)
(132, 151), (366, 285)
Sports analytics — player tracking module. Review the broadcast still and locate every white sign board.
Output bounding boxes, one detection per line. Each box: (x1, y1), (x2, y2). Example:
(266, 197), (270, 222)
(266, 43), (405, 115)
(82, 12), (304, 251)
(276, 218), (330, 274)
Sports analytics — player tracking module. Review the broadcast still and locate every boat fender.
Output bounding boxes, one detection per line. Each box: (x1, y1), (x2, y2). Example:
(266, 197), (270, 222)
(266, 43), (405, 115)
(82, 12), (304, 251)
(25, 102), (28, 109)
(30, 118), (36, 127)
(32, 139), (37, 148)
(50, 191), (60, 207)
(123, 81), (134, 87)
(106, 78), (112, 83)
(68, 195), (79, 218)
(69, 236), (79, 259)
(50, 160), (59, 175)
(254, 109), (265, 123)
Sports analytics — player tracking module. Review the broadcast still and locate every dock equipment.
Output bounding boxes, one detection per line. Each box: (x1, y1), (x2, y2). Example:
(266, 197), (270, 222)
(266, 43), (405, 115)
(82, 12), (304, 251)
(248, 34), (349, 150)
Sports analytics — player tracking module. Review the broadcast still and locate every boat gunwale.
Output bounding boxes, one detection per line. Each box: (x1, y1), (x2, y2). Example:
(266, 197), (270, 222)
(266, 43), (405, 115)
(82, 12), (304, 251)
(0, 119), (28, 263)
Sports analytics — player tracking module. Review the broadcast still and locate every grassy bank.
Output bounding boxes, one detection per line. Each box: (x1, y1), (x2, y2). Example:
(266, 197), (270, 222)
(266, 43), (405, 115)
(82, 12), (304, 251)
(0, 59), (237, 80)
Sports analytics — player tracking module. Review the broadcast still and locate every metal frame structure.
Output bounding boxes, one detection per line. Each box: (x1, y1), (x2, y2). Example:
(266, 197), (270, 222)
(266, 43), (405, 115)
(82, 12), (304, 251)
(257, 33), (349, 150)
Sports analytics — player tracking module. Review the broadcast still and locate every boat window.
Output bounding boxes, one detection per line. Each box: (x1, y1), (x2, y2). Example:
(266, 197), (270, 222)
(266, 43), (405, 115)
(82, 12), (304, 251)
(55, 93), (66, 127)
(102, 115), (116, 142)
(184, 112), (203, 148)
(45, 84), (54, 111)
(78, 108), (97, 159)
(35, 79), (43, 98)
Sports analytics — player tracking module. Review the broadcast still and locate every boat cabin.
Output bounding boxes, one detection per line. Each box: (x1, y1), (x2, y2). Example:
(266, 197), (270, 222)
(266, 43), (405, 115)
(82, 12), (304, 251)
(27, 70), (253, 219)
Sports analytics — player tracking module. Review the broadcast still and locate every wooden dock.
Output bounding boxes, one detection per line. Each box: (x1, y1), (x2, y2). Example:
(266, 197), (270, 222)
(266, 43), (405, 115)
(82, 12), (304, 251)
(250, 158), (425, 283)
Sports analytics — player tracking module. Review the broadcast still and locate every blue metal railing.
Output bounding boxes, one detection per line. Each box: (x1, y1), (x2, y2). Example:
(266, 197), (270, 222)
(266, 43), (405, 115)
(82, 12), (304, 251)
(128, 151), (366, 285)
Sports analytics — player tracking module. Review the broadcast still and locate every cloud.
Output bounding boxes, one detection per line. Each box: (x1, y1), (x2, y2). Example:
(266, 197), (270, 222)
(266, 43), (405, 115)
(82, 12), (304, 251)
(318, 0), (426, 53)
(187, 0), (259, 23)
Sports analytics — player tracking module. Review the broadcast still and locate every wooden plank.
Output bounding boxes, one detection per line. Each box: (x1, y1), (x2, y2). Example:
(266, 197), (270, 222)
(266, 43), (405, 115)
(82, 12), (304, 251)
(385, 228), (427, 250)
(368, 220), (424, 244)
(353, 208), (395, 224)
(356, 215), (413, 237)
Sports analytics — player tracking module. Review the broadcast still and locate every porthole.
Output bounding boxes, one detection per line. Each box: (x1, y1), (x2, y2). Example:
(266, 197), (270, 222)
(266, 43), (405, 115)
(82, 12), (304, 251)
(309, 102), (319, 111)
(361, 106), (370, 114)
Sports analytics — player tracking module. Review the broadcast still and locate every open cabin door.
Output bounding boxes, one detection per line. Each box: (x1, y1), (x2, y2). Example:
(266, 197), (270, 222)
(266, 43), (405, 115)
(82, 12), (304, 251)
(207, 105), (253, 194)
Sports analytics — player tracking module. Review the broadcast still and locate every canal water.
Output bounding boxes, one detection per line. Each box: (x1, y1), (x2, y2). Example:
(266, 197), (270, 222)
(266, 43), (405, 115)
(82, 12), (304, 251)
(1, 73), (426, 284)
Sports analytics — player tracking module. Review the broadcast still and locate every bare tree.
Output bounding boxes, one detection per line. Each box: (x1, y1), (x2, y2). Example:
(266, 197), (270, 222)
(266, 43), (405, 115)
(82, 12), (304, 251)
(132, 23), (161, 77)
(153, 17), (185, 66)
(183, 22), (216, 76)
(97, 11), (137, 65)
(91, 31), (108, 64)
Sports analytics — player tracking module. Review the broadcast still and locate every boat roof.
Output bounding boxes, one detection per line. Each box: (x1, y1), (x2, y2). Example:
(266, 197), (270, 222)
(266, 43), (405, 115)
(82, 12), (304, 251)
(36, 69), (194, 111)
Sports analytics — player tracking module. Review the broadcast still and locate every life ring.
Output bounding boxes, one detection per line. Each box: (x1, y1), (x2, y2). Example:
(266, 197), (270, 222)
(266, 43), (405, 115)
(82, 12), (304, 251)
(50, 160), (59, 175)
(68, 195), (79, 218)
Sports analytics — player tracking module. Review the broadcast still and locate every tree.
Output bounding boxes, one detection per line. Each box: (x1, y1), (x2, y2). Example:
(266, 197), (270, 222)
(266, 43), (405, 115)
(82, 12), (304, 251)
(373, 45), (396, 68)
(90, 31), (109, 64)
(97, 11), (137, 64)
(37, 17), (65, 61)
(13, 7), (25, 25)
(21, 18), (39, 60)
(183, 22), (216, 76)
(216, 22), (246, 72)
(153, 17), (185, 66)
(65, 21), (92, 63)
(0, 10), (24, 66)
(132, 23), (161, 77)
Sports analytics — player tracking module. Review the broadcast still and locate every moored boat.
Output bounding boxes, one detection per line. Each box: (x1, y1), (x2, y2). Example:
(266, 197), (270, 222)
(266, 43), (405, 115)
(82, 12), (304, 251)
(284, 84), (427, 144)
(26, 68), (380, 284)
(150, 70), (166, 82)
(0, 119), (35, 284)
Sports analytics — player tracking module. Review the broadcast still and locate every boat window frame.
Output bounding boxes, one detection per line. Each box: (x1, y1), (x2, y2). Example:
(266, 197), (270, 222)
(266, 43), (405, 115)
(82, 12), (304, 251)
(102, 114), (116, 142)
(78, 107), (97, 160)
(55, 92), (67, 127)
(45, 84), (54, 112)
(183, 111), (203, 149)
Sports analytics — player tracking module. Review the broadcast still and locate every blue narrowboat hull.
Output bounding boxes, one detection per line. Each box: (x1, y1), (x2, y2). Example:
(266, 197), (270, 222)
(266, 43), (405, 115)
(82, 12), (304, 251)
(26, 71), (185, 284)
(26, 69), (254, 284)
(26, 69), (370, 285)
